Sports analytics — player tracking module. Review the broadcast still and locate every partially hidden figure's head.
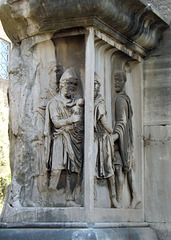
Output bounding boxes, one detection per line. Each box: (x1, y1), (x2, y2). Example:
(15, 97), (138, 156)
(114, 71), (127, 93)
(59, 68), (78, 98)
(94, 72), (101, 99)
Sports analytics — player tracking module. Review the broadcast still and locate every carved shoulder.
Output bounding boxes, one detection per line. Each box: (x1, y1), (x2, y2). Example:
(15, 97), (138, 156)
(116, 95), (128, 110)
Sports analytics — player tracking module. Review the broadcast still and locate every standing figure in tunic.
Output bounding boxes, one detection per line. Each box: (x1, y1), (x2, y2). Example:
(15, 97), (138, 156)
(113, 71), (141, 208)
(44, 67), (84, 204)
(94, 73), (120, 208)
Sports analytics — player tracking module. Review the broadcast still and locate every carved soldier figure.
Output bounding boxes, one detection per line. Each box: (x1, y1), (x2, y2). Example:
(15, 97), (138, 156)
(94, 73), (120, 208)
(113, 71), (141, 208)
(44, 67), (84, 203)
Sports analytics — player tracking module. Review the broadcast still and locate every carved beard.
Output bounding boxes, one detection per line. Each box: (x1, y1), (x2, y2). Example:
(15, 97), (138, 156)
(94, 89), (100, 99)
(62, 87), (71, 98)
(64, 89), (76, 99)
(64, 91), (71, 98)
(115, 80), (125, 93)
(115, 84), (124, 93)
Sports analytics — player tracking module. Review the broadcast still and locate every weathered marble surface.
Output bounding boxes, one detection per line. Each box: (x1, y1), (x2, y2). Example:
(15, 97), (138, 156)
(144, 30), (171, 126)
(0, 2), (169, 240)
(0, 21), (145, 223)
(0, 0), (169, 55)
(146, 0), (171, 20)
(0, 226), (158, 240)
(144, 125), (171, 222)
(143, 8), (171, 238)
(144, 28), (171, 222)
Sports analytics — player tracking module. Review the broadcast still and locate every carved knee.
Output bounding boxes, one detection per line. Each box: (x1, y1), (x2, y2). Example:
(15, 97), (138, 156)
(115, 165), (123, 185)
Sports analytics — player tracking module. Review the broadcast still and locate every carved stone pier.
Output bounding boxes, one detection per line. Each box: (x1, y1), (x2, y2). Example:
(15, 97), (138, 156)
(0, 0), (169, 239)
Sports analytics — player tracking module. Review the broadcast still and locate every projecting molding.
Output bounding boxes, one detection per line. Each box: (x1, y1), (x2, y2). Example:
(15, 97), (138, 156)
(0, 0), (169, 55)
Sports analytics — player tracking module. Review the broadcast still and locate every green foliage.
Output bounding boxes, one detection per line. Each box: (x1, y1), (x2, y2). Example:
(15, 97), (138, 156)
(0, 95), (11, 214)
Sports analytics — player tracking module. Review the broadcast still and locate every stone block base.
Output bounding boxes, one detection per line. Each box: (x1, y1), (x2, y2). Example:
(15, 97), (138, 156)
(0, 223), (158, 240)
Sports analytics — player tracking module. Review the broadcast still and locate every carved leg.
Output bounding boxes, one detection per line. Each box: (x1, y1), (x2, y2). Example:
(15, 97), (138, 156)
(115, 165), (123, 203)
(127, 169), (141, 208)
(48, 169), (61, 191)
(108, 176), (121, 208)
(94, 177), (98, 201)
(72, 173), (81, 200)
(66, 172), (81, 207)
(66, 172), (74, 201)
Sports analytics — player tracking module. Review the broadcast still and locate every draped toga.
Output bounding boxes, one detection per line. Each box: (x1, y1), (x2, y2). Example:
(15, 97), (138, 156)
(114, 91), (133, 169)
(44, 94), (83, 174)
(94, 94), (114, 179)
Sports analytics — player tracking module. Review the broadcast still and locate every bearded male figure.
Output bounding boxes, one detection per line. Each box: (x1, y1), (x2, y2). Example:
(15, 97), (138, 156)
(113, 71), (141, 208)
(44, 68), (84, 204)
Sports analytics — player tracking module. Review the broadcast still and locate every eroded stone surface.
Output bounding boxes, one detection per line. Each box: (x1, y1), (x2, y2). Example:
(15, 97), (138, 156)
(0, 227), (158, 240)
(0, 5), (169, 240)
(0, 0), (169, 54)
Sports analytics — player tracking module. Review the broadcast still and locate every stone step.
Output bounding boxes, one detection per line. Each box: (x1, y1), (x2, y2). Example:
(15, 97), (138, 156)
(0, 223), (158, 240)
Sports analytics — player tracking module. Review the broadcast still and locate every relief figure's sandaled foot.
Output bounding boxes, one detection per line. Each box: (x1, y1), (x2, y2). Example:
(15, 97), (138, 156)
(111, 197), (121, 208)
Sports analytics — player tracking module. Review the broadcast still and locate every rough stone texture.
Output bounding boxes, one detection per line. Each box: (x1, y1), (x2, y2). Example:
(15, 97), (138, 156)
(144, 32), (171, 126)
(0, 0), (169, 55)
(2, 33), (85, 209)
(144, 1), (171, 239)
(0, 4), (146, 222)
(0, 1), (170, 239)
(0, 227), (158, 240)
(146, 0), (171, 20)
(150, 223), (171, 240)
(0, 222), (157, 240)
(144, 125), (171, 222)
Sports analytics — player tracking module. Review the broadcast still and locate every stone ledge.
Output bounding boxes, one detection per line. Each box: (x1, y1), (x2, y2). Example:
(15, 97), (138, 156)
(0, 205), (144, 222)
(0, 222), (149, 229)
(0, 226), (158, 240)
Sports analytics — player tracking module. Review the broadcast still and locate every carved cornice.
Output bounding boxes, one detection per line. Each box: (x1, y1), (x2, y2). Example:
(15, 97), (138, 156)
(0, 0), (169, 56)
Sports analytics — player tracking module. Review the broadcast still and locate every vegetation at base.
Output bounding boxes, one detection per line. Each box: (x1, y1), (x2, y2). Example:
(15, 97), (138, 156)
(0, 95), (11, 215)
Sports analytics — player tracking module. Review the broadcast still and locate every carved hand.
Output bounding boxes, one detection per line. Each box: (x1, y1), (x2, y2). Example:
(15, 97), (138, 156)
(123, 166), (129, 173)
(112, 133), (119, 142)
(69, 114), (82, 124)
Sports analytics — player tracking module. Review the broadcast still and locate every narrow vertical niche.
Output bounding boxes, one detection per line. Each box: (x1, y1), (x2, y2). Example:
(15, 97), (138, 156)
(38, 32), (86, 207)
